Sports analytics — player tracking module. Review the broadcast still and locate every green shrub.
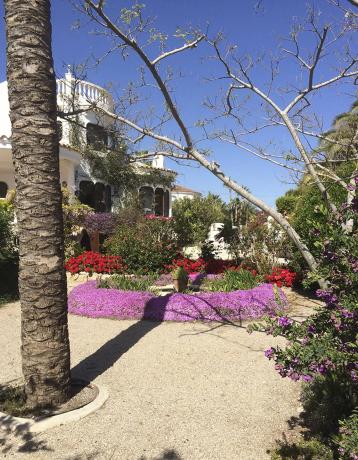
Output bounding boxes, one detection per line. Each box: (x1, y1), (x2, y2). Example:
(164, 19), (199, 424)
(204, 269), (261, 292)
(105, 215), (179, 273)
(301, 376), (357, 439)
(335, 409), (358, 459)
(271, 438), (334, 460)
(172, 193), (229, 246)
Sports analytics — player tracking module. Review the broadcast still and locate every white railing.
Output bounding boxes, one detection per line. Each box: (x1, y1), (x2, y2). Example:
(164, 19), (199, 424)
(56, 78), (113, 112)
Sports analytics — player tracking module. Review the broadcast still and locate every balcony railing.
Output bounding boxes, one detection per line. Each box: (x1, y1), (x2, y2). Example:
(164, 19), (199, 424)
(56, 76), (113, 112)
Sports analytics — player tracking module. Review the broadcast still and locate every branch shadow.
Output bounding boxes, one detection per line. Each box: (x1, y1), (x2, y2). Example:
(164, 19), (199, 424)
(0, 412), (52, 455)
(139, 449), (182, 460)
(71, 295), (170, 383)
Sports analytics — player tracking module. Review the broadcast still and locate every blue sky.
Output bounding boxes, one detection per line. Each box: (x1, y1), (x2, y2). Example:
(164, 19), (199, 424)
(0, 0), (356, 206)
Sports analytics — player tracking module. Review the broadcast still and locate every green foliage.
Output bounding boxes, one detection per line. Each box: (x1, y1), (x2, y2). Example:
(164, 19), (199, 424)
(62, 186), (92, 259)
(301, 376), (356, 439)
(222, 211), (288, 273)
(204, 269), (261, 292)
(275, 189), (300, 217)
(271, 438), (334, 460)
(105, 212), (179, 273)
(335, 409), (358, 459)
(98, 273), (158, 292)
(0, 201), (15, 259)
(171, 266), (188, 280)
(250, 194), (358, 459)
(0, 201), (18, 298)
(172, 193), (229, 246)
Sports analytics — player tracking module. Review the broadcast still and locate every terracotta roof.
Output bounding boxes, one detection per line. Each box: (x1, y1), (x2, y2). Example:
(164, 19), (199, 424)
(172, 185), (200, 194)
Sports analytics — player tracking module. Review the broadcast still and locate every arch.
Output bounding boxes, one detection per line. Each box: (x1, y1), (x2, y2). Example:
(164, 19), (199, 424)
(139, 186), (154, 214)
(0, 182), (8, 199)
(154, 188), (164, 216)
(79, 180), (95, 208)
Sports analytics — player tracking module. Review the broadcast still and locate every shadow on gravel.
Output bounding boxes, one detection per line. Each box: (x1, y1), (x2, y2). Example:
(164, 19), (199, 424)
(139, 449), (183, 460)
(0, 418), (51, 455)
(71, 296), (169, 383)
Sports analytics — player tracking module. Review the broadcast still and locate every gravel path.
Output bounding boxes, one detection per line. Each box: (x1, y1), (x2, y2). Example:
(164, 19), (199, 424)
(0, 292), (317, 460)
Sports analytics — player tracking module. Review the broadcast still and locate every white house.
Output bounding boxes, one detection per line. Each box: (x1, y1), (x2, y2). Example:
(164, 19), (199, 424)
(0, 69), (175, 217)
(171, 185), (201, 202)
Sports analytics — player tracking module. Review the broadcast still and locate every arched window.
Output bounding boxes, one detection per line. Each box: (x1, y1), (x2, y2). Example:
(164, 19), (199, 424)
(0, 182), (8, 199)
(86, 123), (108, 150)
(139, 186), (154, 214)
(78, 181), (95, 208)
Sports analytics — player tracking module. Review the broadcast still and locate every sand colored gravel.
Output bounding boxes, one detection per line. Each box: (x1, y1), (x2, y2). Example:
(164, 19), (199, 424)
(0, 291), (318, 460)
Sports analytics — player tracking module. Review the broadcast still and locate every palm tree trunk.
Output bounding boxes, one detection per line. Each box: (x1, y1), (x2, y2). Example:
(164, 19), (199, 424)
(5, 0), (71, 408)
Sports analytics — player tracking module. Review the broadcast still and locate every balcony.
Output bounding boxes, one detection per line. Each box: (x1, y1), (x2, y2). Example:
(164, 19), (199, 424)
(56, 69), (114, 112)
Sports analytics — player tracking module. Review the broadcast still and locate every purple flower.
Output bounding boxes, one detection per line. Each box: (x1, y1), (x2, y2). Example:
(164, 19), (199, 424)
(277, 316), (293, 328)
(316, 289), (338, 307)
(264, 347), (274, 359)
(68, 281), (288, 322)
(302, 375), (313, 382)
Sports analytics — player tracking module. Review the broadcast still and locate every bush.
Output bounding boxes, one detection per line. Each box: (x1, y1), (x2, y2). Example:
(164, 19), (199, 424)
(105, 214), (179, 273)
(65, 251), (127, 275)
(172, 193), (229, 246)
(271, 438), (334, 460)
(250, 180), (358, 458)
(336, 410), (358, 459)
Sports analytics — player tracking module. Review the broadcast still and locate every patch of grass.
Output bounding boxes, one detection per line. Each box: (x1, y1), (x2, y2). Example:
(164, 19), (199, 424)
(98, 273), (159, 292)
(203, 269), (262, 292)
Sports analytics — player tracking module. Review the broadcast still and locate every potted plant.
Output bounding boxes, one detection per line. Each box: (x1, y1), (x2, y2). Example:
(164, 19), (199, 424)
(172, 266), (188, 292)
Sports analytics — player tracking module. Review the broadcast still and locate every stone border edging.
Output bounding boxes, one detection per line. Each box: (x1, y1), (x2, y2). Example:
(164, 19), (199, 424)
(0, 384), (109, 434)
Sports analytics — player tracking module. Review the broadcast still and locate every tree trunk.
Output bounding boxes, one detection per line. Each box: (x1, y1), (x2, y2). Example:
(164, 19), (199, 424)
(5, 0), (71, 408)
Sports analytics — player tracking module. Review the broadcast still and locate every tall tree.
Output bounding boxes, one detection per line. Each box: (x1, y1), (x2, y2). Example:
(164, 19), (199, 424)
(5, 0), (71, 408)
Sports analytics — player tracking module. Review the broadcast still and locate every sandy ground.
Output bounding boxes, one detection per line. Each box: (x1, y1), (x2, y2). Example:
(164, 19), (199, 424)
(0, 289), (320, 460)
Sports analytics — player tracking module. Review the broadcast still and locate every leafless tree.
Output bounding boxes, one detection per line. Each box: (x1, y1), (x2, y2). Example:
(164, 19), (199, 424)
(72, 1), (357, 285)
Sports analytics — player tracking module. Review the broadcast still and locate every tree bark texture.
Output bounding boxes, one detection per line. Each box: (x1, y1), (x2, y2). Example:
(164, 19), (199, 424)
(5, 0), (71, 408)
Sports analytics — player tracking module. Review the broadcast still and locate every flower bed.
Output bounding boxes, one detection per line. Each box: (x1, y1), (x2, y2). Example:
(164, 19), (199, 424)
(68, 281), (287, 322)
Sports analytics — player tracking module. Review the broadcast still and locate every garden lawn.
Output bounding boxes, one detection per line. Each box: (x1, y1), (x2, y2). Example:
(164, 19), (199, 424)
(68, 281), (287, 322)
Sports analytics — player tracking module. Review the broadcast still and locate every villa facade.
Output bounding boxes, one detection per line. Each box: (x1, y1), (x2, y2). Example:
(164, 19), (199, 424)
(0, 69), (179, 217)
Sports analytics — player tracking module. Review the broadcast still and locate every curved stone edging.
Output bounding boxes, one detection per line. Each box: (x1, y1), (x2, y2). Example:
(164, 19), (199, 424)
(0, 384), (109, 434)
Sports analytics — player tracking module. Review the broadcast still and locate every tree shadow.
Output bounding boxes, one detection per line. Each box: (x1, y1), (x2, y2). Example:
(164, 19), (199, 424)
(71, 295), (170, 383)
(139, 449), (182, 460)
(0, 413), (52, 455)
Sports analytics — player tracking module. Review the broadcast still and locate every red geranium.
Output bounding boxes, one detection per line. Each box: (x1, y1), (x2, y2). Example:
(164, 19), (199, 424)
(65, 251), (127, 276)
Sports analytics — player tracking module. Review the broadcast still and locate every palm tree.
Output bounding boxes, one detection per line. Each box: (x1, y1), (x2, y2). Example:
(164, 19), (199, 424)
(5, 0), (71, 408)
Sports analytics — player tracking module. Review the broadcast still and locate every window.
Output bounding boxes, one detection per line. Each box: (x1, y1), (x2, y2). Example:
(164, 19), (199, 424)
(86, 123), (108, 150)
(0, 182), (8, 199)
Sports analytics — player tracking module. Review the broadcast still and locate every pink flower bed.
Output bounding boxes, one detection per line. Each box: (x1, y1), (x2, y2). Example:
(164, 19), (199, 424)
(68, 281), (287, 322)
